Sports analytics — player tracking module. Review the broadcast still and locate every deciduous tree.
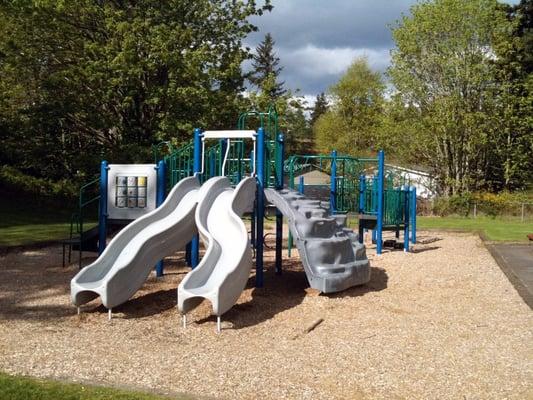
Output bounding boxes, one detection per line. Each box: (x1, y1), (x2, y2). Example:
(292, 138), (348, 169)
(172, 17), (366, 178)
(315, 57), (385, 156)
(388, 0), (521, 195)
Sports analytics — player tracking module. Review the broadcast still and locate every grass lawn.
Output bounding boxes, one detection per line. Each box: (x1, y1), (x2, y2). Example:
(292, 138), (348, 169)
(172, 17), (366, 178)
(0, 372), (193, 400)
(0, 196), (96, 247)
(418, 216), (533, 242)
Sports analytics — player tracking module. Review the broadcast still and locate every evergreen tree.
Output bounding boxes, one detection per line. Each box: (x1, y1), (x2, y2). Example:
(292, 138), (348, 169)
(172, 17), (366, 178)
(310, 92), (328, 126)
(249, 33), (287, 99)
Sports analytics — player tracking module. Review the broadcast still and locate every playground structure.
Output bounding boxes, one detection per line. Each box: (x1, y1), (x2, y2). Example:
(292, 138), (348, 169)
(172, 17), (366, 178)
(285, 150), (417, 254)
(69, 106), (416, 330)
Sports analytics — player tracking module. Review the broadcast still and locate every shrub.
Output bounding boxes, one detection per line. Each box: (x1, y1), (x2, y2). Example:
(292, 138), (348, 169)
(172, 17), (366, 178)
(432, 193), (472, 216)
(472, 191), (530, 218)
(432, 191), (532, 218)
(0, 165), (77, 202)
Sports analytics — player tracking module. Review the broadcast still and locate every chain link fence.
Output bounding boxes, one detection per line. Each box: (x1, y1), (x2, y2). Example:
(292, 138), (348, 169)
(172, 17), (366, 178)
(417, 198), (533, 223)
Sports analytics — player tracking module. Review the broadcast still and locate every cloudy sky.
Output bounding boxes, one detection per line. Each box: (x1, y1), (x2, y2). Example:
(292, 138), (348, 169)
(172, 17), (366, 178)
(244, 0), (519, 102)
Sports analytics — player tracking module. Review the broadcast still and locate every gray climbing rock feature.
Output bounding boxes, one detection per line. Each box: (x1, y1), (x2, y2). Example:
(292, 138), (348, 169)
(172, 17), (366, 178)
(265, 188), (371, 293)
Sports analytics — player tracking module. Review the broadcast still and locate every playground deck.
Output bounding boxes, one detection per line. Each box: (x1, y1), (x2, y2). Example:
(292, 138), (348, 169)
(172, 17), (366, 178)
(0, 231), (531, 399)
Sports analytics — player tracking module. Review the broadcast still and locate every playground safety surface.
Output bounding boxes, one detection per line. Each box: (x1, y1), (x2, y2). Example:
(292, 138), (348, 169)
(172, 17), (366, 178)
(0, 230), (531, 399)
(487, 243), (533, 309)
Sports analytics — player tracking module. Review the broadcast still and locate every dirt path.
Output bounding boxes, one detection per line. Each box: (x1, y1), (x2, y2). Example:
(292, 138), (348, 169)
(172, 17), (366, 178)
(0, 232), (531, 399)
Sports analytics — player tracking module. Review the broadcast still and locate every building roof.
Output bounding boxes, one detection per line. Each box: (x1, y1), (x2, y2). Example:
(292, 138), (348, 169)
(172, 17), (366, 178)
(294, 169), (330, 185)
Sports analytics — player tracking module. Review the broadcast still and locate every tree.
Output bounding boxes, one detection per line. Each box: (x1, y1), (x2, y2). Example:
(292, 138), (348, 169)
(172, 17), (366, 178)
(315, 57), (385, 155)
(246, 33), (310, 153)
(388, 0), (519, 195)
(0, 0), (272, 182)
(248, 33), (287, 100)
(508, 0), (533, 74)
(284, 98), (312, 154)
(486, 0), (533, 190)
(310, 92), (329, 127)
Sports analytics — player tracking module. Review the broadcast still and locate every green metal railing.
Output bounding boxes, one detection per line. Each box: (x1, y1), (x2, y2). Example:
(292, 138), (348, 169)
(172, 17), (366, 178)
(286, 154), (380, 213)
(165, 141), (194, 187)
(164, 106), (281, 188)
(285, 153), (413, 216)
(237, 106), (280, 188)
(65, 177), (100, 268)
(78, 177), (100, 235)
(359, 177), (409, 227)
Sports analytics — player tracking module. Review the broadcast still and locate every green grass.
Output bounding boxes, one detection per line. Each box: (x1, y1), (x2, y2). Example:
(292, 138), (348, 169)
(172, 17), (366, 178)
(417, 215), (533, 242)
(0, 372), (194, 400)
(0, 195), (96, 247)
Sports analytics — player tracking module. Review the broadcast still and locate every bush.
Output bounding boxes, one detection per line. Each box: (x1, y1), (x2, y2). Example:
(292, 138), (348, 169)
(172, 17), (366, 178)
(432, 191), (532, 218)
(0, 165), (77, 202)
(473, 191), (530, 218)
(432, 193), (472, 216)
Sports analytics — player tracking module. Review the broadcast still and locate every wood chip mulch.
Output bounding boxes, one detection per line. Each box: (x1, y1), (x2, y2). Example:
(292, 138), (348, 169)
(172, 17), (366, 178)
(0, 231), (531, 399)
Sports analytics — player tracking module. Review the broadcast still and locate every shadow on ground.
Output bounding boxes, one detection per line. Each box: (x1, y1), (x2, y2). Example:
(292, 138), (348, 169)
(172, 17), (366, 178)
(1, 242), (388, 327)
(196, 260), (388, 329)
(87, 289), (178, 318)
(0, 247), (93, 321)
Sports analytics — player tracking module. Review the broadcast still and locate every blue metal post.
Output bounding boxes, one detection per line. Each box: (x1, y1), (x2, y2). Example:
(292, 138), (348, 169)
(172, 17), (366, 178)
(298, 176), (305, 194)
(155, 159), (166, 276)
(275, 133), (284, 275)
(98, 160), (109, 255)
(209, 150), (215, 178)
(410, 186), (417, 244)
(359, 175), (366, 213)
(185, 242), (191, 265)
(358, 175), (366, 244)
(256, 127), (265, 287)
(376, 150), (385, 255)
(330, 150), (337, 214)
(191, 128), (202, 268)
(250, 150), (256, 248)
(403, 187), (410, 252)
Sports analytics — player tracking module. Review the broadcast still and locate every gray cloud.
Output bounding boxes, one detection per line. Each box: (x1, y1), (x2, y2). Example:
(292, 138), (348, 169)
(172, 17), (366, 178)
(246, 1), (416, 49)
(244, 0), (520, 98)
(244, 0), (415, 96)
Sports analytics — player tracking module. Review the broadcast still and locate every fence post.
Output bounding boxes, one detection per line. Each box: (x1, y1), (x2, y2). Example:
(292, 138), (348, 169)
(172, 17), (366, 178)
(474, 203), (477, 218)
(521, 203), (525, 223)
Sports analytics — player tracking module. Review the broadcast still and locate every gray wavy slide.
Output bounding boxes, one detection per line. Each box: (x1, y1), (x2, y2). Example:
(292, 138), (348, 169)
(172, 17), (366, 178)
(178, 176), (256, 322)
(71, 176), (200, 310)
(265, 188), (371, 293)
